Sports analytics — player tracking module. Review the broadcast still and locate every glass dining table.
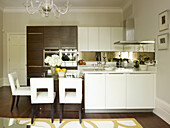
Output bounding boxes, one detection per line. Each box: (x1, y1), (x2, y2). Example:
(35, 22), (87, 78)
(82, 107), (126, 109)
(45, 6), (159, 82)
(27, 73), (84, 106)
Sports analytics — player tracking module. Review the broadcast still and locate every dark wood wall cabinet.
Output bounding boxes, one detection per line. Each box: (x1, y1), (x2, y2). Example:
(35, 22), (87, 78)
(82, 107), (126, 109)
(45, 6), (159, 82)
(27, 26), (78, 79)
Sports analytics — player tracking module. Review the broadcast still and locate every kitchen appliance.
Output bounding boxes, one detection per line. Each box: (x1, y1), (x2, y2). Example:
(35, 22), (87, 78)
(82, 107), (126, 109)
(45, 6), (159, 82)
(114, 19), (155, 45)
(44, 48), (77, 67)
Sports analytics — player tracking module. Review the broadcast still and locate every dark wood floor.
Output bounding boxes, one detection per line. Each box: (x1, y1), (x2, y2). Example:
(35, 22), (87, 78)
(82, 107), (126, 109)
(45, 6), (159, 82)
(0, 87), (170, 128)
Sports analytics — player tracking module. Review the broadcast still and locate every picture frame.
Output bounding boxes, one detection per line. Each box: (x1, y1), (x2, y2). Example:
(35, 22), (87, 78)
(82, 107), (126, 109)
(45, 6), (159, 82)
(158, 33), (169, 50)
(159, 10), (169, 31)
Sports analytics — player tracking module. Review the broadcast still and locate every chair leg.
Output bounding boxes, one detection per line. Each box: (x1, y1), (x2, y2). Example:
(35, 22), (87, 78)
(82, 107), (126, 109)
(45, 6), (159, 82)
(10, 96), (16, 112)
(79, 104), (82, 124)
(60, 104), (63, 123)
(31, 104), (35, 124)
(16, 96), (20, 107)
(51, 104), (54, 123)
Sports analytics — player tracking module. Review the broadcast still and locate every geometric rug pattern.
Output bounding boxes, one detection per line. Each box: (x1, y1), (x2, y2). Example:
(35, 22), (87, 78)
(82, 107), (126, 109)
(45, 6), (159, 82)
(17, 118), (143, 128)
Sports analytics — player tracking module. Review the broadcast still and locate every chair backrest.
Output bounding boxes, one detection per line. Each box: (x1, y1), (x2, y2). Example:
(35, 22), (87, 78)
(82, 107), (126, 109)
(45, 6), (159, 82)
(30, 78), (54, 104)
(8, 72), (20, 95)
(59, 78), (82, 104)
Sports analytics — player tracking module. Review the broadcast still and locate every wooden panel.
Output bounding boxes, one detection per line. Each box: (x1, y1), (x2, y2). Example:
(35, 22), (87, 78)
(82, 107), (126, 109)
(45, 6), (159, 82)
(27, 34), (43, 44)
(44, 26), (60, 48)
(59, 26), (77, 48)
(27, 27), (44, 67)
(27, 67), (44, 77)
(27, 50), (43, 66)
(27, 26), (44, 33)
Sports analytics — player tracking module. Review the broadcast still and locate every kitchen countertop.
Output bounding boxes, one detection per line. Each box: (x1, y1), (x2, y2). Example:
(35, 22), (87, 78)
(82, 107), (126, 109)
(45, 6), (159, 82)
(82, 67), (157, 74)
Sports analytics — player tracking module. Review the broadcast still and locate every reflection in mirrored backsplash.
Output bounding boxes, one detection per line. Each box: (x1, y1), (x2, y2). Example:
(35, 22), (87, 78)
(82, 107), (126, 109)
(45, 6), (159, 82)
(78, 52), (155, 62)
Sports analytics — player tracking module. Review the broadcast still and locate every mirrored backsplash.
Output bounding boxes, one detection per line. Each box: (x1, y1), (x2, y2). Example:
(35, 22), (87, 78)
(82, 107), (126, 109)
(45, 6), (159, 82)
(78, 52), (155, 62)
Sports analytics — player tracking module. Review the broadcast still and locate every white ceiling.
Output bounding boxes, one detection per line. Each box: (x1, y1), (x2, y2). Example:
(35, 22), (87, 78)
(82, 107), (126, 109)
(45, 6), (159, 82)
(0, 0), (126, 8)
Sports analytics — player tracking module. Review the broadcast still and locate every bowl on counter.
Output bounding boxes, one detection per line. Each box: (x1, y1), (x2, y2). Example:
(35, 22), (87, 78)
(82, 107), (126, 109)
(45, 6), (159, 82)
(57, 71), (66, 77)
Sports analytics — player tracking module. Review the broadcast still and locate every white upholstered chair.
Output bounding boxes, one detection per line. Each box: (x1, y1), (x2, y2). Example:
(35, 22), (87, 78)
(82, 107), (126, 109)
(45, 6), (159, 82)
(30, 78), (56, 124)
(8, 72), (31, 112)
(59, 77), (82, 123)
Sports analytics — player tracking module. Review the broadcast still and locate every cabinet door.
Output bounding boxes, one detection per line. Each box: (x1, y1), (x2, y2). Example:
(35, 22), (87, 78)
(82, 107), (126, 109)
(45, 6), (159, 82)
(59, 26), (77, 48)
(78, 27), (88, 51)
(106, 74), (126, 109)
(111, 27), (123, 51)
(44, 26), (60, 48)
(27, 26), (44, 66)
(85, 74), (105, 109)
(127, 74), (155, 109)
(99, 27), (111, 51)
(89, 27), (99, 51)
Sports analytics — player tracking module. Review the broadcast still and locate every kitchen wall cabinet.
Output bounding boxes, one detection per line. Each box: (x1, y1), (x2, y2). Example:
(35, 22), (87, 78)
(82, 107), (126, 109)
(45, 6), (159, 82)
(85, 74), (105, 109)
(78, 27), (88, 51)
(127, 74), (155, 109)
(44, 26), (77, 48)
(99, 27), (111, 51)
(59, 26), (77, 48)
(89, 27), (99, 51)
(106, 74), (126, 109)
(44, 26), (60, 48)
(111, 27), (123, 51)
(78, 27), (123, 51)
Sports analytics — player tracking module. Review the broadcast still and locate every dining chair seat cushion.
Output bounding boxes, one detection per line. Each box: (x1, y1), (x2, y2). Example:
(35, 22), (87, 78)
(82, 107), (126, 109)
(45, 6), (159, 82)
(14, 87), (31, 96)
(31, 92), (56, 104)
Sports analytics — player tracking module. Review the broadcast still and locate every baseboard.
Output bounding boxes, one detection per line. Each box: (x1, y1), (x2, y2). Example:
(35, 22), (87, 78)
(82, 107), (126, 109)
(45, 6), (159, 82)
(153, 98), (170, 125)
(0, 77), (3, 87)
(85, 109), (153, 113)
(3, 77), (10, 86)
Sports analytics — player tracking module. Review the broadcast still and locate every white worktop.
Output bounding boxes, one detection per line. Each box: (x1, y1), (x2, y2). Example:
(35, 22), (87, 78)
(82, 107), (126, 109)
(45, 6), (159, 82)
(82, 67), (157, 74)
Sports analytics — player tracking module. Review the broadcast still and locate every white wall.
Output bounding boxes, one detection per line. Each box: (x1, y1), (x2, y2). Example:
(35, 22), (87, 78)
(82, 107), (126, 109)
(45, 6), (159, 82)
(0, 9), (3, 87)
(2, 10), (123, 84)
(133, 0), (170, 124)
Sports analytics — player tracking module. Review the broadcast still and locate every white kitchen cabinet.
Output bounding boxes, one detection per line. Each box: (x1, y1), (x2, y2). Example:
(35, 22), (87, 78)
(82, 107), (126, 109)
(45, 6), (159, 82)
(85, 74), (105, 109)
(78, 27), (89, 51)
(99, 27), (111, 51)
(127, 74), (155, 109)
(89, 27), (99, 51)
(106, 74), (126, 109)
(111, 27), (124, 51)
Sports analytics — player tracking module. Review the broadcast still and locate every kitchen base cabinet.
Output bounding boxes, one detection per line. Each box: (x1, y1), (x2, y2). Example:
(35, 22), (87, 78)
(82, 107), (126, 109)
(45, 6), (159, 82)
(84, 73), (155, 110)
(85, 74), (105, 109)
(106, 74), (126, 109)
(127, 74), (155, 109)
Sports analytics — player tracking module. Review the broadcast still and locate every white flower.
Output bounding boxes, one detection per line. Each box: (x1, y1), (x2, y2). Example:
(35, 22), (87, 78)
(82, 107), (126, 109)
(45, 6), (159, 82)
(44, 54), (62, 67)
(44, 56), (51, 64)
(52, 55), (60, 60)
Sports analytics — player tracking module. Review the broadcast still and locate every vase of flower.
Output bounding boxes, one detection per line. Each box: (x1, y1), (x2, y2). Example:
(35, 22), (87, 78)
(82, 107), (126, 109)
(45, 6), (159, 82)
(44, 55), (62, 77)
(50, 66), (56, 76)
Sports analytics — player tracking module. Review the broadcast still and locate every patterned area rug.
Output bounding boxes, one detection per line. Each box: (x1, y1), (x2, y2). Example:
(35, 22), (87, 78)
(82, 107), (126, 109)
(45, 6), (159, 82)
(17, 118), (143, 128)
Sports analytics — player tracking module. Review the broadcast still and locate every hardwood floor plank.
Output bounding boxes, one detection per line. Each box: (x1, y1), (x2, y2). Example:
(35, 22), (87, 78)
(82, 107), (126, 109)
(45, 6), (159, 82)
(0, 87), (170, 128)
